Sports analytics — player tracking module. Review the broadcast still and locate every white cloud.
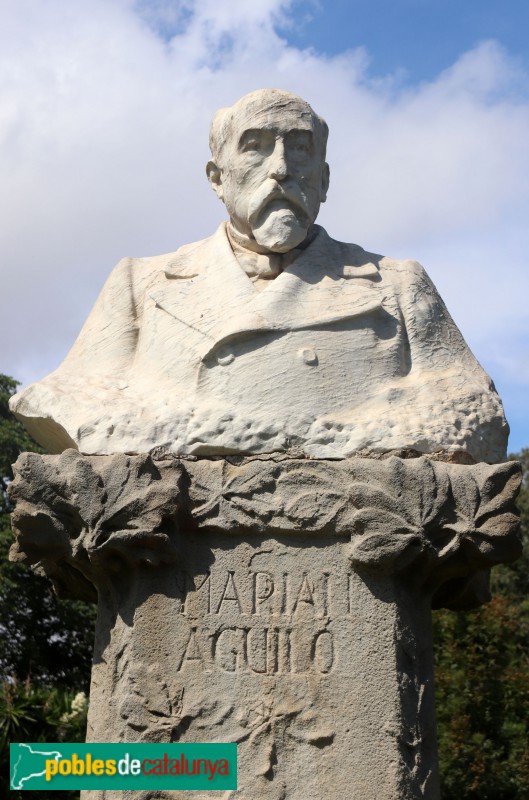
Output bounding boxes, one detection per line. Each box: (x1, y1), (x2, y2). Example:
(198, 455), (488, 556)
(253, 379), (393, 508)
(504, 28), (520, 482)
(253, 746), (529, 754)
(1, 0), (528, 443)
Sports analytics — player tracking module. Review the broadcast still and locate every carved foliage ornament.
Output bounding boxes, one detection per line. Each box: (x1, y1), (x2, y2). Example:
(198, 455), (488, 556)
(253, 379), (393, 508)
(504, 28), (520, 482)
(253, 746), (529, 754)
(8, 451), (521, 609)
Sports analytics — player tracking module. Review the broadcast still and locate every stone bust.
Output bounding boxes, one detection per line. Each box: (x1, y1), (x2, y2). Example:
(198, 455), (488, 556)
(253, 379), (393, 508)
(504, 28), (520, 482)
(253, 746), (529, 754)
(10, 88), (507, 463)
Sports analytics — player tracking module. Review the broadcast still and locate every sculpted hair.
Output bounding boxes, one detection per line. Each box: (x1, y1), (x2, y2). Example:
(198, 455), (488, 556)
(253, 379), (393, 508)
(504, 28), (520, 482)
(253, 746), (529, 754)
(209, 88), (329, 165)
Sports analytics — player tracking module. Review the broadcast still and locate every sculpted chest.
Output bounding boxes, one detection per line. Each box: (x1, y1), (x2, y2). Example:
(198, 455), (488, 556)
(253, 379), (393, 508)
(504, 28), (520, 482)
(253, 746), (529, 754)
(133, 245), (408, 421)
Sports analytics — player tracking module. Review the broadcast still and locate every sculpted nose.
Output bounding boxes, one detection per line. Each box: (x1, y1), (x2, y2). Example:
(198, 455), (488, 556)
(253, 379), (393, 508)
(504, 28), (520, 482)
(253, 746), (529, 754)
(268, 140), (288, 181)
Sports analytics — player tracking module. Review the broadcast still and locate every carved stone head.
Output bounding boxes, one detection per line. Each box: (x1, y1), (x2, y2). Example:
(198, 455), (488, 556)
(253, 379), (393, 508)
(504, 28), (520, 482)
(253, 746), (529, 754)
(206, 88), (330, 253)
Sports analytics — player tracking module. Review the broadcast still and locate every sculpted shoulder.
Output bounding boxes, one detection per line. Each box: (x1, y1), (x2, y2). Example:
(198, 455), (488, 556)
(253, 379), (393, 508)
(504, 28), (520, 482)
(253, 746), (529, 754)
(321, 233), (424, 286)
(110, 229), (217, 295)
(343, 243), (438, 300)
(337, 241), (426, 280)
(374, 253), (432, 285)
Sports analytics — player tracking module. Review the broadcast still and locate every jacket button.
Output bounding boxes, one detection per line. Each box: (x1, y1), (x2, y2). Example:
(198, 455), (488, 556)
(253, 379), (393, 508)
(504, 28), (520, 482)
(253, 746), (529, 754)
(299, 347), (318, 365)
(216, 345), (235, 366)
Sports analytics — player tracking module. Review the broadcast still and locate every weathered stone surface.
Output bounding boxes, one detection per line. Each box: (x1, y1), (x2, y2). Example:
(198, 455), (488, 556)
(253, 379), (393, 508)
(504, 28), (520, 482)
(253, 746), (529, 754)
(9, 452), (521, 799)
(84, 538), (438, 800)
(10, 451), (521, 609)
(7, 88), (517, 799)
(9, 89), (507, 463)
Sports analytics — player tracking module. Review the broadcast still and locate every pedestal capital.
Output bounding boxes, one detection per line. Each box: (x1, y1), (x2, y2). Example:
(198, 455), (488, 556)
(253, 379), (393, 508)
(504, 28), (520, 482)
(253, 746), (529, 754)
(9, 451), (521, 610)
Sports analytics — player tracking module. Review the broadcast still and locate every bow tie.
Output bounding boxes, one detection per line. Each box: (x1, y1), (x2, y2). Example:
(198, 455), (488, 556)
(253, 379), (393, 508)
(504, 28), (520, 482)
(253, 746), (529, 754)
(226, 223), (318, 284)
(233, 248), (303, 279)
(228, 233), (302, 280)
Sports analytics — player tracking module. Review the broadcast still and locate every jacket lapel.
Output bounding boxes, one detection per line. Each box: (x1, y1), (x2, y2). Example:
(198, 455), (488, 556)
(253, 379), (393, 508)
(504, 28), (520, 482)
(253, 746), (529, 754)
(149, 223), (383, 360)
(248, 228), (381, 330)
(148, 224), (264, 350)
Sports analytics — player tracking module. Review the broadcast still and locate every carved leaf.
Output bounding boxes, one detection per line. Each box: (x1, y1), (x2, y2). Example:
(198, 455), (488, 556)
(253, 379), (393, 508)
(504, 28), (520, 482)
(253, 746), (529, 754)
(349, 532), (427, 574)
(283, 490), (346, 528)
(64, 451), (106, 527)
(441, 462), (522, 567)
(278, 466), (348, 528)
(351, 506), (417, 537)
(89, 530), (179, 568)
(447, 469), (480, 533)
(9, 452), (183, 590)
(347, 457), (447, 572)
(95, 458), (180, 535)
(475, 461), (522, 525)
(347, 456), (521, 591)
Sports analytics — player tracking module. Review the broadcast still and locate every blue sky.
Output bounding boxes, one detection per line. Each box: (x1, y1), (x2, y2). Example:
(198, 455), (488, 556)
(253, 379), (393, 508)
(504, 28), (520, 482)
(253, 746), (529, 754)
(281, 0), (529, 82)
(1, 0), (528, 454)
(272, 0), (529, 452)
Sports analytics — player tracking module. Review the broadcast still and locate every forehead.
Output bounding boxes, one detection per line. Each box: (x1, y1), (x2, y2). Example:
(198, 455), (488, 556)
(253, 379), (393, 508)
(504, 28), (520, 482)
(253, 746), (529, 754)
(230, 99), (315, 140)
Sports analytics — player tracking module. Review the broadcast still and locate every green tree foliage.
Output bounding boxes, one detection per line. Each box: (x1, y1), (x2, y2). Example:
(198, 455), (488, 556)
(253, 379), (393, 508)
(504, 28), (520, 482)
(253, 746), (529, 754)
(0, 374), (94, 798)
(0, 374), (39, 487)
(0, 375), (96, 687)
(1, 681), (87, 799)
(433, 449), (529, 799)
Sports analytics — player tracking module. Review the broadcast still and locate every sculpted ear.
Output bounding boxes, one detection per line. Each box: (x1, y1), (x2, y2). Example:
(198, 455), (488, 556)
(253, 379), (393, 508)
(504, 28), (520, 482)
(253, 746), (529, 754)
(206, 160), (224, 201)
(320, 162), (330, 203)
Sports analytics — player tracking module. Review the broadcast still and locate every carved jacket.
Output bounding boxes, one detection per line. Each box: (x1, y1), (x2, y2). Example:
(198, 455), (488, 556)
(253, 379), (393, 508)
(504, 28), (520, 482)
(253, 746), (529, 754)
(10, 223), (507, 462)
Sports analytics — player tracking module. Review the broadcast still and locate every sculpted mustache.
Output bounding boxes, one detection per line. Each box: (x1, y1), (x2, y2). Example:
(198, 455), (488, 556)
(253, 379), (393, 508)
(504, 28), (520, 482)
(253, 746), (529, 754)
(247, 182), (309, 224)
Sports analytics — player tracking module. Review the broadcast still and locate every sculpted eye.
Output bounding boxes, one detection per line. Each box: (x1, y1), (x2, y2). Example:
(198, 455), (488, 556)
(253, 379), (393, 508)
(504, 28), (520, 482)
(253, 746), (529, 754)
(240, 130), (269, 153)
(239, 129), (274, 154)
(286, 132), (313, 157)
(243, 138), (261, 151)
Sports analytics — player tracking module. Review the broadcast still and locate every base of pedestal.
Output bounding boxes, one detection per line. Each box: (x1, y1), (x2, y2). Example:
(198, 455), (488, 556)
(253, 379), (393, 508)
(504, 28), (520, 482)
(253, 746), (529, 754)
(10, 451), (520, 800)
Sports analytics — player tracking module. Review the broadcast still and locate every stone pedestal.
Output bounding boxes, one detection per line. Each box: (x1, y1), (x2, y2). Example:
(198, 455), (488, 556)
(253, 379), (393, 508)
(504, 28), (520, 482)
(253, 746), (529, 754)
(9, 451), (521, 800)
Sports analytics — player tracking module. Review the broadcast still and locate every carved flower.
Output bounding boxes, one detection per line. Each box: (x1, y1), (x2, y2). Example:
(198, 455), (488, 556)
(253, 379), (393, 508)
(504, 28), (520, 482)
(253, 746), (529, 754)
(191, 460), (282, 530)
(235, 690), (334, 777)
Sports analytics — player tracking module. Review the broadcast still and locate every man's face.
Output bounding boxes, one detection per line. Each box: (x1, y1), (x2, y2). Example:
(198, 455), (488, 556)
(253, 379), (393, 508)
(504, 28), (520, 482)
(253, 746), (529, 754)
(208, 102), (329, 253)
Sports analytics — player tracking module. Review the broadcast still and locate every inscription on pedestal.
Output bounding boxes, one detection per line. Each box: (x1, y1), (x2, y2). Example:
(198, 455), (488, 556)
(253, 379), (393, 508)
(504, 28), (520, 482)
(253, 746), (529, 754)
(110, 540), (417, 799)
(171, 569), (347, 676)
(175, 570), (339, 616)
(9, 452), (522, 799)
